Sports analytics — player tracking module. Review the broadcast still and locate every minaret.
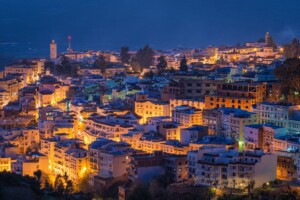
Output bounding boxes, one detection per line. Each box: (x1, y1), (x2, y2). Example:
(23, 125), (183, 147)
(265, 32), (271, 45)
(67, 35), (72, 53)
(50, 40), (57, 59)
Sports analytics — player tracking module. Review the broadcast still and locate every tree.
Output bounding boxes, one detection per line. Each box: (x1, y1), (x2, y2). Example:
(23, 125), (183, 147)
(127, 184), (152, 200)
(143, 71), (154, 79)
(266, 83), (282, 102)
(149, 179), (168, 200)
(0, 171), (43, 199)
(135, 45), (155, 69)
(70, 63), (79, 77)
(44, 179), (53, 191)
(61, 56), (72, 74)
(120, 46), (130, 64)
(274, 58), (300, 104)
(53, 173), (74, 199)
(54, 175), (64, 194)
(51, 56), (78, 76)
(248, 180), (255, 199)
(156, 56), (167, 72)
(94, 55), (107, 74)
(34, 170), (42, 185)
(54, 64), (64, 75)
(65, 180), (74, 196)
(179, 56), (188, 72)
(77, 174), (93, 193)
(130, 56), (142, 72)
(45, 61), (55, 73)
(283, 38), (300, 59)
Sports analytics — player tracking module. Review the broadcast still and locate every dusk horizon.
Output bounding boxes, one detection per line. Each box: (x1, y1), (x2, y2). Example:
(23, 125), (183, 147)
(1, 0), (300, 59)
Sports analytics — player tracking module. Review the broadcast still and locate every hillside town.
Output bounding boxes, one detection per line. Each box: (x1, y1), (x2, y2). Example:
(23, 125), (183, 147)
(1, 32), (300, 199)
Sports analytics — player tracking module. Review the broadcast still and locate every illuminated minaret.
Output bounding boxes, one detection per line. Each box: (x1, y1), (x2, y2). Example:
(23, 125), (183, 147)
(265, 32), (271, 45)
(50, 40), (57, 59)
(67, 35), (73, 53)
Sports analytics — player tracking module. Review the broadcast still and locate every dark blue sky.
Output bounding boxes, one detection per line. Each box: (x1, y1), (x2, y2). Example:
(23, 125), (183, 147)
(0, 0), (300, 58)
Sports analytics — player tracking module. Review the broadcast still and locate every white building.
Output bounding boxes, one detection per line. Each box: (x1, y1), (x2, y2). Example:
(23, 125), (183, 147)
(180, 125), (208, 145)
(254, 102), (300, 134)
(188, 146), (277, 188)
(244, 124), (287, 152)
(88, 138), (130, 179)
(203, 108), (258, 143)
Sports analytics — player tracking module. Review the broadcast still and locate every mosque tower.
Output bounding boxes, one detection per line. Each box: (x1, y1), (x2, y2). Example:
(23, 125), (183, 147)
(50, 40), (57, 59)
(265, 32), (271, 45)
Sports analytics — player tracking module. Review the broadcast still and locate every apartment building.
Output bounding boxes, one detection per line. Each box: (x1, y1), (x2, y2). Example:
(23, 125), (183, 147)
(88, 138), (131, 179)
(37, 76), (69, 107)
(254, 102), (300, 134)
(0, 115), (36, 130)
(164, 155), (188, 182)
(63, 148), (88, 182)
(202, 108), (222, 135)
(158, 121), (182, 140)
(188, 146), (277, 188)
(160, 80), (182, 101)
(139, 136), (164, 153)
(0, 76), (23, 102)
(5, 64), (38, 85)
(78, 68), (101, 76)
(179, 79), (220, 100)
(135, 100), (170, 124)
(172, 106), (202, 127)
(180, 125), (208, 145)
(40, 137), (57, 171)
(244, 124), (287, 152)
(160, 140), (189, 155)
(275, 151), (299, 181)
(0, 89), (9, 109)
(128, 151), (165, 182)
(169, 98), (205, 116)
(0, 157), (12, 172)
(189, 135), (236, 151)
(13, 153), (48, 176)
(205, 82), (267, 111)
(84, 115), (134, 143)
(38, 107), (78, 138)
(7, 127), (40, 154)
(203, 108), (258, 144)
(49, 138), (88, 182)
